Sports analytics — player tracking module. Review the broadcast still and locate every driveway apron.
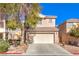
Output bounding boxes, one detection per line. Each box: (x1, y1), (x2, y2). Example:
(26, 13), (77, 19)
(26, 44), (72, 56)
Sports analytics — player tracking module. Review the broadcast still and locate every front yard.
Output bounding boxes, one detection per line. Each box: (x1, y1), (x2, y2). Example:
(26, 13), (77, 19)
(60, 44), (79, 55)
(6, 43), (28, 54)
(0, 39), (28, 55)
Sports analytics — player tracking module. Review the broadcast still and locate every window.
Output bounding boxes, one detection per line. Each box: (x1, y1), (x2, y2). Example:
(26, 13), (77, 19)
(38, 20), (42, 24)
(66, 23), (74, 28)
(49, 19), (52, 23)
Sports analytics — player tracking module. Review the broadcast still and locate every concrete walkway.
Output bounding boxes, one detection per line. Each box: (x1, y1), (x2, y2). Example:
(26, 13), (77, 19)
(26, 44), (72, 56)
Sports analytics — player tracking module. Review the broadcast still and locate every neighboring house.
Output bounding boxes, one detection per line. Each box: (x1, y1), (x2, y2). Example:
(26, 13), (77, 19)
(59, 19), (79, 44)
(0, 15), (21, 40)
(27, 14), (59, 44)
(0, 19), (6, 40)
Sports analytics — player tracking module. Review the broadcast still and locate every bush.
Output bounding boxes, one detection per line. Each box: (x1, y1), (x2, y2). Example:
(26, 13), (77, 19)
(70, 29), (79, 38)
(0, 39), (10, 52)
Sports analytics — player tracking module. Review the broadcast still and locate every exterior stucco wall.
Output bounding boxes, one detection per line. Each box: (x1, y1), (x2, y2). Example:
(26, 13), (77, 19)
(54, 32), (59, 44)
(36, 18), (56, 27)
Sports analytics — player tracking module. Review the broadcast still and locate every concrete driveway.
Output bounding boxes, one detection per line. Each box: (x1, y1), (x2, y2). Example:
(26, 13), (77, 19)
(26, 44), (72, 56)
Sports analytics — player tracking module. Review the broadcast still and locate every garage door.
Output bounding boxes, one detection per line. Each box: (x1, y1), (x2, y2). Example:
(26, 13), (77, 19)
(33, 34), (54, 44)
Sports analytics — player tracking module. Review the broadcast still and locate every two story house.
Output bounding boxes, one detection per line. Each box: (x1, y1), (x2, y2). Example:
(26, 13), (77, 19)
(59, 19), (79, 44)
(0, 13), (59, 44)
(27, 14), (59, 44)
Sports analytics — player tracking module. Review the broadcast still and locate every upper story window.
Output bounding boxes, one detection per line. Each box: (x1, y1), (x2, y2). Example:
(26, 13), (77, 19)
(38, 20), (42, 24)
(49, 19), (52, 23)
(66, 23), (75, 28)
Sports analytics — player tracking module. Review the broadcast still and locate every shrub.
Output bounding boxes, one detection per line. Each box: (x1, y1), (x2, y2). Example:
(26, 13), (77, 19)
(0, 39), (10, 52)
(70, 29), (79, 38)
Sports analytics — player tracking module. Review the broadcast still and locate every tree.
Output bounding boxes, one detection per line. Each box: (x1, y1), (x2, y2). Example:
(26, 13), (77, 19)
(0, 3), (41, 44)
(25, 4), (41, 28)
(0, 4), (21, 40)
(6, 17), (22, 39)
(20, 4), (41, 43)
(0, 4), (20, 14)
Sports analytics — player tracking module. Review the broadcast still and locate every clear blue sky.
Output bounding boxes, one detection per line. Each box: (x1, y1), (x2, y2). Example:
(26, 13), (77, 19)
(40, 3), (79, 26)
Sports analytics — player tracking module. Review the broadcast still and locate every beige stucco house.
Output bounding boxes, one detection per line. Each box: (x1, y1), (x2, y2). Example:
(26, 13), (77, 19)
(27, 14), (59, 44)
(0, 14), (59, 44)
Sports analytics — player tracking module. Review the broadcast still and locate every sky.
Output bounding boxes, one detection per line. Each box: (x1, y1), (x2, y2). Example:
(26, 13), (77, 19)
(40, 3), (79, 26)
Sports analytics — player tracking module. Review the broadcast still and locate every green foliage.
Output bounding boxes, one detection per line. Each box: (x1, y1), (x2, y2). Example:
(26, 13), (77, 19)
(0, 3), (22, 30)
(0, 3), (41, 44)
(25, 3), (41, 28)
(6, 19), (22, 30)
(70, 28), (79, 38)
(0, 3), (20, 14)
(0, 3), (41, 29)
(0, 39), (10, 52)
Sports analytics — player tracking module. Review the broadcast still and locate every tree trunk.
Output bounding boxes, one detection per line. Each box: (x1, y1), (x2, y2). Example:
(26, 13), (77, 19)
(24, 26), (29, 44)
(20, 27), (24, 44)
(24, 27), (27, 43)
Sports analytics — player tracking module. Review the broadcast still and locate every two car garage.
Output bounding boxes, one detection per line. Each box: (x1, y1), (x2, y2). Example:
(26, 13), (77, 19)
(27, 27), (59, 44)
(33, 34), (55, 44)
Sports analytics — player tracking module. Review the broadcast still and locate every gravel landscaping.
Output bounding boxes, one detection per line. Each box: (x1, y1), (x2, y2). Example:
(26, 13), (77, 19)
(5, 44), (28, 55)
(60, 44), (79, 55)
